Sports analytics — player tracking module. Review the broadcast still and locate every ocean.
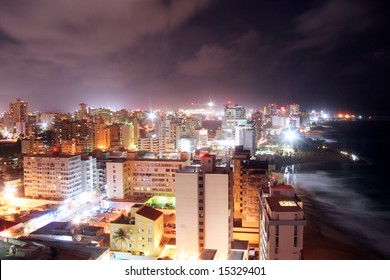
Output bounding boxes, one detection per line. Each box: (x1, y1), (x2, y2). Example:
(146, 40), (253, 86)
(295, 119), (390, 259)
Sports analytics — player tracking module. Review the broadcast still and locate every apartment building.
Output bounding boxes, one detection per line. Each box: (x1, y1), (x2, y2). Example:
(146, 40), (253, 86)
(106, 153), (189, 199)
(175, 155), (233, 260)
(259, 184), (306, 260)
(24, 154), (83, 199)
(110, 204), (164, 257)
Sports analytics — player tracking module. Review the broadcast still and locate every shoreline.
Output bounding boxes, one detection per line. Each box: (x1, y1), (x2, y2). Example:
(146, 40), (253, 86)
(295, 187), (384, 260)
(272, 171), (384, 260)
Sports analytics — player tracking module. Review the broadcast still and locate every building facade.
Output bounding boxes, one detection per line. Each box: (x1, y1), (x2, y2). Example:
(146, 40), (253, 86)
(110, 205), (164, 257)
(259, 184), (306, 260)
(24, 154), (83, 199)
(175, 155), (233, 260)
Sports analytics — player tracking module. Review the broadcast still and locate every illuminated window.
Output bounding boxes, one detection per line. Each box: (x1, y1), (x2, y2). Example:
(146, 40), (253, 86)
(278, 201), (297, 207)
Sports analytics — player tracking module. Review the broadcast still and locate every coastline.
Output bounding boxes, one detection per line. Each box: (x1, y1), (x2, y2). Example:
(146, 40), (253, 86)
(296, 187), (383, 260)
(272, 169), (384, 260)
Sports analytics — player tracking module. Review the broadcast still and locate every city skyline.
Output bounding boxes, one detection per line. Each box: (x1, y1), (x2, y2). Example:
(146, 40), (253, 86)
(0, 0), (388, 115)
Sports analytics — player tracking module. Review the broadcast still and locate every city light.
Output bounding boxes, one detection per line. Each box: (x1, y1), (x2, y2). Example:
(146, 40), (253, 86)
(147, 111), (157, 121)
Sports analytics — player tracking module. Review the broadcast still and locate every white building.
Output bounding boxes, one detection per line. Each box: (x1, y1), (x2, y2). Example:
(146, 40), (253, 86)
(194, 128), (208, 149)
(81, 156), (98, 193)
(105, 155), (189, 199)
(24, 154), (82, 199)
(235, 121), (256, 155)
(221, 103), (246, 140)
(175, 155), (233, 260)
(259, 184), (306, 260)
(106, 159), (131, 199)
(271, 116), (286, 129)
(138, 136), (168, 155)
(176, 137), (196, 153)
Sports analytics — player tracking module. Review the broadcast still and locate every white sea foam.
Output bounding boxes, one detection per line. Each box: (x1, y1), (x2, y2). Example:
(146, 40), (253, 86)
(296, 171), (390, 258)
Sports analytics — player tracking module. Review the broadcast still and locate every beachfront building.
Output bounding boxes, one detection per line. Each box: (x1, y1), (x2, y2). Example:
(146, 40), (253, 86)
(110, 204), (164, 258)
(24, 154), (82, 199)
(175, 154), (233, 260)
(233, 146), (269, 244)
(259, 184), (306, 260)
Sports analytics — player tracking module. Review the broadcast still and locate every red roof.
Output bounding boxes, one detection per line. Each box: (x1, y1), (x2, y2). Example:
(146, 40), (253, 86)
(136, 205), (163, 221)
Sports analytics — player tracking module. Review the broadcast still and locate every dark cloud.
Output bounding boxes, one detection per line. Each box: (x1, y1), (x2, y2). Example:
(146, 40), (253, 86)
(178, 30), (260, 77)
(0, 0), (388, 115)
(290, 0), (374, 52)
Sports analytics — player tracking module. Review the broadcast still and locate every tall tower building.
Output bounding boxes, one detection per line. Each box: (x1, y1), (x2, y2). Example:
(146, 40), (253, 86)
(232, 146), (269, 244)
(221, 103), (246, 140)
(259, 184), (306, 260)
(235, 121), (256, 156)
(175, 155), (233, 260)
(10, 98), (28, 135)
(78, 103), (88, 120)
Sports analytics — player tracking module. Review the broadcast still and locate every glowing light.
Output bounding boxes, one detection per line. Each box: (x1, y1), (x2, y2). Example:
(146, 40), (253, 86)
(73, 216), (81, 224)
(284, 129), (297, 142)
(147, 112), (157, 121)
(207, 101), (214, 108)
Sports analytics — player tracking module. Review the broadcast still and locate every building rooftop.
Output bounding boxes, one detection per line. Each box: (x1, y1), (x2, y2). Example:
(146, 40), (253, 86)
(198, 249), (217, 260)
(136, 205), (163, 221)
(227, 250), (245, 260)
(0, 237), (109, 260)
(231, 240), (249, 251)
(271, 184), (294, 190)
(178, 165), (231, 174)
(243, 160), (268, 170)
(24, 154), (80, 158)
(265, 196), (303, 212)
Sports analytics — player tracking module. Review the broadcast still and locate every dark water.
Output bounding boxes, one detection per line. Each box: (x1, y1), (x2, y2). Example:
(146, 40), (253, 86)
(296, 120), (390, 259)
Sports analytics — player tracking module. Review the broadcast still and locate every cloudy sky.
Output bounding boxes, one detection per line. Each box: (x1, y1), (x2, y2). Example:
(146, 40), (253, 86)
(0, 0), (388, 114)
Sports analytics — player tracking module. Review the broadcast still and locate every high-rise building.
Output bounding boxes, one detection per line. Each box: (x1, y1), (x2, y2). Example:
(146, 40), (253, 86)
(221, 103), (246, 140)
(259, 184), (306, 260)
(106, 159), (131, 199)
(78, 103), (88, 120)
(105, 154), (188, 199)
(175, 155), (233, 260)
(235, 121), (256, 155)
(232, 146), (268, 244)
(251, 110), (263, 144)
(24, 154), (83, 199)
(9, 98), (28, 135)
(10, 98), (28, 123)
(81, 155), (98, 193)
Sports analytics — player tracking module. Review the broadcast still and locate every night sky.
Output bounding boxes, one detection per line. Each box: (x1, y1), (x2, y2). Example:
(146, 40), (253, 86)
(0, 0), (389, 115)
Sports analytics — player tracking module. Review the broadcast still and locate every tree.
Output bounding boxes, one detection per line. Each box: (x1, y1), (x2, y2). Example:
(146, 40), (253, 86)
(113, 228), (130, 251)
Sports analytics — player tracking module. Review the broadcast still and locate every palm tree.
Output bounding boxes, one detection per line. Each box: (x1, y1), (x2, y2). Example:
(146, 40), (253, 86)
(113, 228), (130, 251)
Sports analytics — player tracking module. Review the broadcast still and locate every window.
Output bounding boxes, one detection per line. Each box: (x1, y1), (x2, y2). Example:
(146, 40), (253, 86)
(148, 238), (153, 242)
(294, 236), (298, 247)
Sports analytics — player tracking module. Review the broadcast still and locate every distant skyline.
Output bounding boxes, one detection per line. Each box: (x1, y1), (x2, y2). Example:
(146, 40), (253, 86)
(0, 0), (389, 115)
